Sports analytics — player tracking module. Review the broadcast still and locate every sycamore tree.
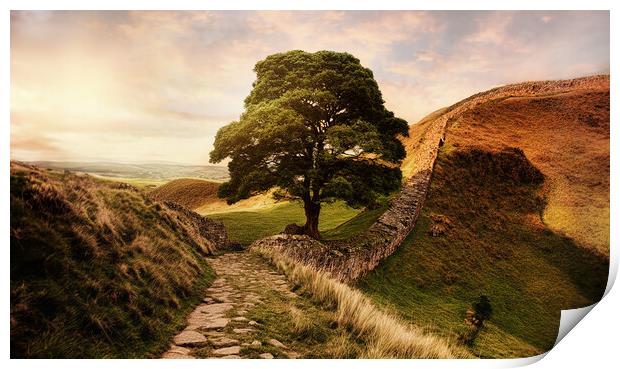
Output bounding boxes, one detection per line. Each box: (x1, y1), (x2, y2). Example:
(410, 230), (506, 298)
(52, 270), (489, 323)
(210, 50), (409, 239)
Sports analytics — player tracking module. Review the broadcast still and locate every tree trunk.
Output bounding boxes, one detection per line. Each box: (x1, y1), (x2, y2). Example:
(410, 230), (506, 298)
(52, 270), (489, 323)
(303, 197), (321, 239)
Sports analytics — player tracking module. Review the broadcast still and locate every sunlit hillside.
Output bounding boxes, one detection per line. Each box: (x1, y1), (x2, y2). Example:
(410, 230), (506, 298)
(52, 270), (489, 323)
(360, 77), (609, 358)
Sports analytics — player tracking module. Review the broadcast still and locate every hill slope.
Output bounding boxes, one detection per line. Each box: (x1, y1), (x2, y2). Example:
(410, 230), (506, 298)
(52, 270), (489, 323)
(148, 178), (220, 210)
(445, 86), (609, 255)
(10, 162), (223, 358)
(358, 76), (609, 358)
(401, 75), (610, 255)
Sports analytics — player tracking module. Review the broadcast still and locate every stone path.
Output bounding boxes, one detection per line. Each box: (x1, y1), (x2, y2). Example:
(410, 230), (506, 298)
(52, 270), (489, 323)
(162, 252), (301, 359)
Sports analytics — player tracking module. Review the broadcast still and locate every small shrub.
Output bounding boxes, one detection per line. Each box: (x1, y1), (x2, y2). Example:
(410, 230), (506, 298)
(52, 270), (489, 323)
(459, 295), (493, 346)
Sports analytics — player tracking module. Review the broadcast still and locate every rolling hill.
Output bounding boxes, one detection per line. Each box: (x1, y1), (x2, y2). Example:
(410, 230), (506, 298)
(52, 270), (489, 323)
(148, 178), (220, 210)
(28, 161), (230, 182)
(444, 86), (609, 255)
(10, 162), (224, 358)
(357, 75), (609, 358)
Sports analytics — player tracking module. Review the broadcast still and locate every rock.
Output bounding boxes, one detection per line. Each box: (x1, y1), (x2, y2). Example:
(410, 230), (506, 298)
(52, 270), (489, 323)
(187, 312), (214, 327)
(283, 223), (305, 235)
(204, 331), (225, 337)
(213, 295), (231, 303)
(248, 320), (259, 326)
(162, 351), (195, 359)
(198, 303), (233, 316)
(233, 328), (255, 334)
(250, 340), (262, 347)
(162, 345), (194, 359)
(201, 317), (229, 329)
(208, 337), (239, 347)
(259, 353), (274, 359)
(213, 346), (241, 356)
(286, 351), (301, 359)
(173, 330), (207, 347)
(232, 316), (248, 322)
(221, 355), (241, 359)
(203, 297), (214, 304)
(168, 345), (191, 354)
(267, 338), (287, 349)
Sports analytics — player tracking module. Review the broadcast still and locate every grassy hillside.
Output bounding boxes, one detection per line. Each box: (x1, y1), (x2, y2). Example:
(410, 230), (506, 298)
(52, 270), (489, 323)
(321, 205), (388, 240)
(446, 88), (609, 255)
(196, 191), (284, 214)
(358, 84), (609, 357)
(10, 162), (217, 358)
(208, 201), (362, 246)
(148, 178), (220, 210)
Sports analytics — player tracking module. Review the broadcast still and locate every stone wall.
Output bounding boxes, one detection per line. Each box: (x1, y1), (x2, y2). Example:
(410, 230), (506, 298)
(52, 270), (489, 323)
(164, 201), (242, 250)
(251, 169), (433, 282)
(249, 107), (443, 282)
(250, 75), (609, 283)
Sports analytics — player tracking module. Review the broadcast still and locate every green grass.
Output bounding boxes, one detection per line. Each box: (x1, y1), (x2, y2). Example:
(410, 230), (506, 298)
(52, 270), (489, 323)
(207, 201), (362, 246)
(10, 163), (217, 358)
(356, 147), (608, 358)
(321, 206), (387, 240)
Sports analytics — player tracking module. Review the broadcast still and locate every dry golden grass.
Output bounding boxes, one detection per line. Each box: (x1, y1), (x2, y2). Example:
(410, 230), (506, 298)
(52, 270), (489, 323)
(196, 190), (281, 214)
(253, 246), (470, 359)
(288, 306), (315, 335)
(445, 88), (609, 255)
(323, 332), (364, 358)
(148, 177), (220, 210)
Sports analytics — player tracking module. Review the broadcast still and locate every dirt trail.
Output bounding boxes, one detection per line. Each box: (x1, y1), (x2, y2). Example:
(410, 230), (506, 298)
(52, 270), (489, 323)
(162, 252), (302, 359)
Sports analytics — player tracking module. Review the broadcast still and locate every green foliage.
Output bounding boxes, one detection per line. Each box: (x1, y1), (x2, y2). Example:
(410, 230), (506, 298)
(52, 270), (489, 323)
(473, 296), (493, 323)
(210, 50), (408, 236)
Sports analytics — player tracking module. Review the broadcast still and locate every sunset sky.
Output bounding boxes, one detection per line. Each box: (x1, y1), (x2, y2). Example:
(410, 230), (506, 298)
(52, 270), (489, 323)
(11, 11), (609, 165)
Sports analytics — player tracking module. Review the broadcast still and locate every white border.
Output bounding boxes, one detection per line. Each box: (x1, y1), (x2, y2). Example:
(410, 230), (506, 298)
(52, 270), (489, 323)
(2, 1), (616, 368)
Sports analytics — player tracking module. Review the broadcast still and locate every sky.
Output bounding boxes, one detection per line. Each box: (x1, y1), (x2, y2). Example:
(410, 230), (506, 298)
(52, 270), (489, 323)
(10, 11), (610, 165)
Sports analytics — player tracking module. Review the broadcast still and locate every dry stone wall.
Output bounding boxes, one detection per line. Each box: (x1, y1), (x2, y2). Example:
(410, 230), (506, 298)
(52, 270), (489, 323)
(164, 201), (242, 250)
(250, 75), (609, 283)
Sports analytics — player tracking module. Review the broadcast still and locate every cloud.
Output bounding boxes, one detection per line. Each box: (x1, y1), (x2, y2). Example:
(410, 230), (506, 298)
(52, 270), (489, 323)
(10, 10), (609, 164)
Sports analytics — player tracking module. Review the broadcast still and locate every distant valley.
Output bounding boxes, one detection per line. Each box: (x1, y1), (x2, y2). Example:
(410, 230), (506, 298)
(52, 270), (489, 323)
(27, 161), (230, 183)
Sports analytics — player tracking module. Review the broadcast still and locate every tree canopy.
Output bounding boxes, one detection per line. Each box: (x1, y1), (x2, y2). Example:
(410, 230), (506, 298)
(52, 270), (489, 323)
(210, 50), (409, 238)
